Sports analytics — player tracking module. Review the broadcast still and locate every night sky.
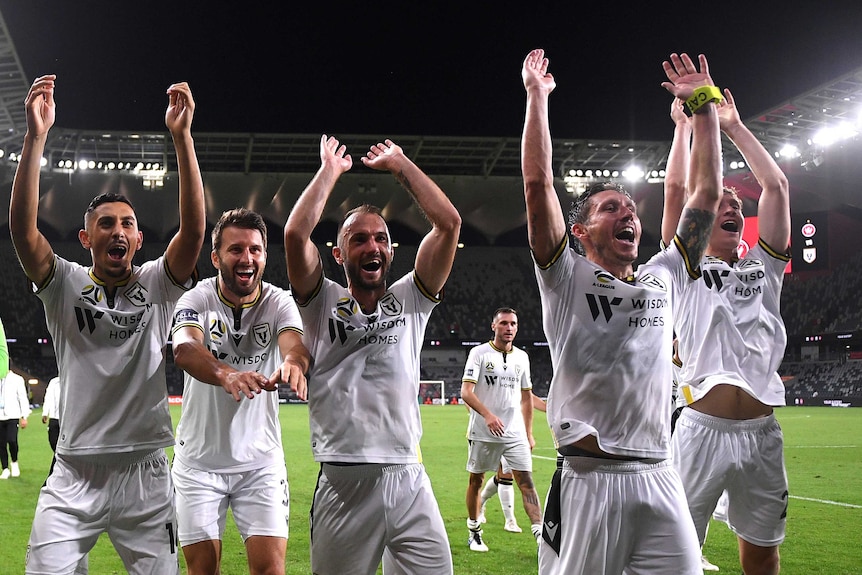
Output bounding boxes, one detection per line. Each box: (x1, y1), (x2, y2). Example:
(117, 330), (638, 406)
(2, 1), (862, 142)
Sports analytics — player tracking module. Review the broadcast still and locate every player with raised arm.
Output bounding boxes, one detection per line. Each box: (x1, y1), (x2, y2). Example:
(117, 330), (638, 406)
(521, 48), (722, 574)
(284, 136), (461, 575)
(664, 84), (792, 575)
(11, 76), (205, 574)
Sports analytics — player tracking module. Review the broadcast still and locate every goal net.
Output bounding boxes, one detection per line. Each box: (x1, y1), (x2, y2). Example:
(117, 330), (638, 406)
(418, 380), (446, 405)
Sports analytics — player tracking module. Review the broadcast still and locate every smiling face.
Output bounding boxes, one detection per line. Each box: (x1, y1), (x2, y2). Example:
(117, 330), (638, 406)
(78, 200), (142, 282)
(333, 210), (394, 294)
(572, 189), (641, 276)
(708, 189), (745, 258)
(213, 225), (267, 304)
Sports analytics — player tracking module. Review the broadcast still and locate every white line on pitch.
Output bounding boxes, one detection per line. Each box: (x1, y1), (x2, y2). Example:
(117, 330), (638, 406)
(790, 495), (862, 509)
(786, 445), (857, 448)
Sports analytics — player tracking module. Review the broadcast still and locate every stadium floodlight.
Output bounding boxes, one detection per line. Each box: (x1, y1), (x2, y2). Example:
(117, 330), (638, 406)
(622, 166), (644, 181)
(40, 157), (48, 167)
(77, 160), (88, 170)
(813, 122), (858, 147)
(779, 144), (800, 158)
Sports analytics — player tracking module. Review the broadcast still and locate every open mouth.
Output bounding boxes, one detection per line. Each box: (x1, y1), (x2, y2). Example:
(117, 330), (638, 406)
(361, 260), (382, 272)
(107, 246), (127, 260)
(236, 269), (255, 281)
(720, 221), (739, 232)
(615, 228), (635, 243)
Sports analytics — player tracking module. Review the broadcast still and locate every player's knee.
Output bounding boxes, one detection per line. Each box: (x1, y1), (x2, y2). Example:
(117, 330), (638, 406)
(740, 543), (780, 575)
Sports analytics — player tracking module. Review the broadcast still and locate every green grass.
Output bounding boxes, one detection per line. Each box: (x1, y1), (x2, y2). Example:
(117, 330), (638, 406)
(1, 406), (860, 573)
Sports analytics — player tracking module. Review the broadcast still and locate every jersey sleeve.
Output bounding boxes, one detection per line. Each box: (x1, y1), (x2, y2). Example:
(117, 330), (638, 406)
(462, 346), (482, 383)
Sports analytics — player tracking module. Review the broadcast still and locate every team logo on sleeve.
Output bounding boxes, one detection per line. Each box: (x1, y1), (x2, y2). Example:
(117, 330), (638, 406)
(253, 323), (272, 347)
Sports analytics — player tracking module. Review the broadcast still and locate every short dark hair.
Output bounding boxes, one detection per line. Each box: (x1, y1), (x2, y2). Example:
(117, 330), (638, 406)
(212, 208), (268, 252)
(493, 307), (518, 321)
(336, 204), (386, 246)
(567, 181), (634, 255)
(83, 193), (135, 227)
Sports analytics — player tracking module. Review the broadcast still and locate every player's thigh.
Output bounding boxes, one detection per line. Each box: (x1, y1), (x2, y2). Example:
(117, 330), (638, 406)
(310, 465), (386, 575)
(26, 457), (107, 574)
(108, 454), (180, 575)
(383, 464), (452, 575)
(231, 463), (290, 540)
(466, 440), (506, 474)
(172, 461), (230, 545)
(502, 439), (533, 472)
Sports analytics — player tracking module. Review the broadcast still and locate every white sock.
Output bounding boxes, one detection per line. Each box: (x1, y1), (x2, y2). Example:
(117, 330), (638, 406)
(467, 518), (481, 531)
(499, 481), (516, 522)
(480, 476), (498, 506)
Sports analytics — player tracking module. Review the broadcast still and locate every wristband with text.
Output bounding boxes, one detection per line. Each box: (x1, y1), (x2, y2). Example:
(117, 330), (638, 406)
(686, 86), (723, 114)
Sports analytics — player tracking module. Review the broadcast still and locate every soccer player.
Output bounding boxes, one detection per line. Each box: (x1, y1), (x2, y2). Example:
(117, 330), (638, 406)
(284, 136), (461, 575)
(521, 49), (722, 574)
(171, 208), (310, 575)
(663, 85), (791, 575)
(11, 76), (205, 574)
(461, 307), (542, 551)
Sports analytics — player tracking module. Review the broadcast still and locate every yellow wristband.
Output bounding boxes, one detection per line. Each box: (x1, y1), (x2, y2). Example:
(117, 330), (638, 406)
(686, 86), (723, 114)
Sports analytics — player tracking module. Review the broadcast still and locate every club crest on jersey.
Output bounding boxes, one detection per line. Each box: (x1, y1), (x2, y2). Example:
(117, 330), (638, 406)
(637, 273), (667, 291)
(737, 258), (763, 270)
(253, 323), (272, 347)
(379, 293), (403, 317)
(80, 284), (103, 305)
(123, 282), (150, 307)
(485, 361), (495, 371)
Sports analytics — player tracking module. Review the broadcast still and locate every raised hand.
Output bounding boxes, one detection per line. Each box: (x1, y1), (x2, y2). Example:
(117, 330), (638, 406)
(24, 75), (56, 137)
(716, 88), (742, 132)
(165, 82), (195, 135)
(670, 97), (689, 127)
(360, 139), (405, 172)
(320, 134), (353, 174)
(522, 49), (556, 94)
(661, 53), (714, 101)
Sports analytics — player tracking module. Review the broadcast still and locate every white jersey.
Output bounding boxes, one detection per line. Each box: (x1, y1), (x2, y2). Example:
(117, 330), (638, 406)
(462, 341), (532, 442)
(172, 278), (303, 473)
(535, 240), (693, 459)
(0, 371), (31, 420)
(675, 241), (789, 406)
(36, 255), (191, 457)
(43, 377), (60, 420)
(298, 272), (438, 463)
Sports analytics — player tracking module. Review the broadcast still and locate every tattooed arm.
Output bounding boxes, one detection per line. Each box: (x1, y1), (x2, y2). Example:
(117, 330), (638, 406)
(361, 140), (461, 296)
(661, 53), (722, 265)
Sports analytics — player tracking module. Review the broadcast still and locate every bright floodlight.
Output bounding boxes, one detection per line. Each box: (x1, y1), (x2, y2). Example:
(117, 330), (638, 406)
(622, 166), (645, 181)
(813, 122), (858, 147)
(108, 162), (116, 170)
(779, 144), (800, 158)
(40, 157), (48, 167)
(78, 160), (88, 170)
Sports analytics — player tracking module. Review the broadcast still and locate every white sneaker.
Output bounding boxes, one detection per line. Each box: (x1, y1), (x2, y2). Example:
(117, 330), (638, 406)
(477, 503), (486, 524)
(10, 461), (20, 477)
(701, 555), (720, 571)
(504, 519), (522, 533)
(0, 468), (9, 479)
(468, 529), (489, 552)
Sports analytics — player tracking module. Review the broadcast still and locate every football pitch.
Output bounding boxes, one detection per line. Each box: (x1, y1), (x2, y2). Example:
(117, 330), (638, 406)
(0, 405), (859, 573)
